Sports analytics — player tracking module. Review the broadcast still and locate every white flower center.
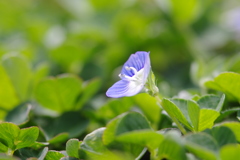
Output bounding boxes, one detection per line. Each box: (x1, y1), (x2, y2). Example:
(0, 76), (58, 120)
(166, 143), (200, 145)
(119, 66), (145, 85)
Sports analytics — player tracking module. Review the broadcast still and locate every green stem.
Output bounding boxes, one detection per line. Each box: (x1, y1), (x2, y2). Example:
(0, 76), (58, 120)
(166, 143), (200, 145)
(155, 95), (187, 135)
(149, 148), (158, 160)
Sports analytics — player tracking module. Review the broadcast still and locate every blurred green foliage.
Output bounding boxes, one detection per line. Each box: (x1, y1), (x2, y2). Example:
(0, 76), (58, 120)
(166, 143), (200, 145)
(0, 0), (240, 159)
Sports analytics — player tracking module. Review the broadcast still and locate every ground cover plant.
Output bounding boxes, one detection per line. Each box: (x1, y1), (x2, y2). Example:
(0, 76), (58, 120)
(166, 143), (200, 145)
(0, 0), (240, 160)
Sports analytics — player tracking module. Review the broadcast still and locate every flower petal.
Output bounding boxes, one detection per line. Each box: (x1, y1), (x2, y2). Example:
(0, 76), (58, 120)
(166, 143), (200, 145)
(106, 80), (144, 98)
(121, 51), (150, 77)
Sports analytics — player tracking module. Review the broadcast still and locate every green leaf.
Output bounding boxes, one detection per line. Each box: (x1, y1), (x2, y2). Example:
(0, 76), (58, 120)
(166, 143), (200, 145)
(80, 128), (137, 160)
(185, 133), (218, 160)
(48, 133), (69, 144)
(116, 130), (164, 150)
(0, 122), (20, 150)
(66, 139), (81, 158)
(75, 78), (100, 110)
(15, 147), (48, 160)
(134, 93), (161, 128)
(5, 103), (31, 125)
(0, 142), (8, 152)
(2, 54), (32, 101)
(205, 72), (240, 101)
(161, 98), (191, 129)
(35, 112), (88, 141)
(216, 107), (240, 122)
(0, 123), (40, 154)
(220, 122), (240, 142)
(80, 128), (109, 155)
(187, 100), (200, 130)
(0, 65), (19, 114)
(34, 74), (82, 113)
(96, 97), (133, 121)
(44, 150), (65, 160)
(60, 157), (79, 160)
(16, 127), (39, 149)
(103, 112), (152, 145)
(157, 130), (187, 160)
(32, 62), (49, 87)
(162, 98), (220, 131)
(197, 94), (225, 112)
(198, 109), (220, 131)
(204, 126), (237, 148)
(220, 144), (240, 160)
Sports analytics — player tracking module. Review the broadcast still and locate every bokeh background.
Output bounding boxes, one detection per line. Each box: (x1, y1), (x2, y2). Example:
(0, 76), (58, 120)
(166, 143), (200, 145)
(1, 0), (240, 154)
(1, 0), (240, 93)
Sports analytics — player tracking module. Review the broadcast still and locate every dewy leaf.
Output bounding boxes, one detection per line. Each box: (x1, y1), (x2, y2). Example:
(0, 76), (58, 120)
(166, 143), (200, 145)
(34, 74), (82, 113)
(66, 139), (81, 158)
(0, 122), (20, 150)
(197, 94), (225, 112)
(5, 103), (32, 125)
(220, 144), (240, 160)
(205, 72), (240, 101)
(185, 133), (218, 160)
(16, 127), (39, 149)
(103, 112), (152, 145)
(1, 54), (32, 101)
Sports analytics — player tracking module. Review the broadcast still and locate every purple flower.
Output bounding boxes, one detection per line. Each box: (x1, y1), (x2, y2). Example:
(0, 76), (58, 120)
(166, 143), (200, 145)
(106, 51), (151, 98)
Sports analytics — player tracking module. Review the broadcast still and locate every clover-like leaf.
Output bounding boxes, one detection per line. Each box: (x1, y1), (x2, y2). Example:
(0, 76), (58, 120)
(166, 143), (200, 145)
(1, 54), (32, 102)
(5, 103), (32, 125)
(16, 127), (39, 149)
(205, 72), (240, 101)
(34, 74), (82, 113)
(103, 112), (152, 145)
(44, 150), (65, 160)
(220, 144), (240, 160)
(204, 126), (237, 148)
(35, 112), (88, 142)
(116, 130), (164, 150)
(162, 98), (220, 132)
(0, 122), (39, 155)
(66, 139), (81, 158)
(185, 133), (218, 160)
(157, 130), (187, 160)
(220, 122), (240, 142)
